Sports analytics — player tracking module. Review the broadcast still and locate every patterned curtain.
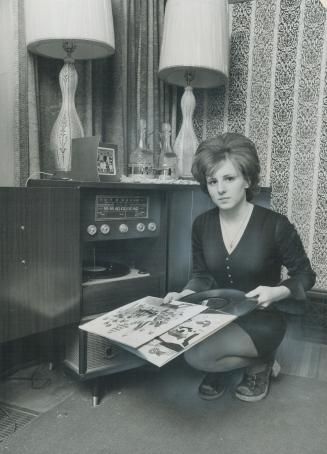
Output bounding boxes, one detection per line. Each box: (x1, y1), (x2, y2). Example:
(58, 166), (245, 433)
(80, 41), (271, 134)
(0, 0), (17, 186)
(20, 0), (169, 178)
(0, 0), (31, 186)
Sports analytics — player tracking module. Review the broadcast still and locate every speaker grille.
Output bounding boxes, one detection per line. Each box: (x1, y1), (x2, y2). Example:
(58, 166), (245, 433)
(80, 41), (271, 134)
(64, 325), (145, 376)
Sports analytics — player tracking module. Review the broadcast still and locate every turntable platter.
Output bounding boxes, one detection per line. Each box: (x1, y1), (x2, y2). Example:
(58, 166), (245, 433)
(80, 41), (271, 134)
(84, 265), (107, 273)
(83, 261), (131, 280)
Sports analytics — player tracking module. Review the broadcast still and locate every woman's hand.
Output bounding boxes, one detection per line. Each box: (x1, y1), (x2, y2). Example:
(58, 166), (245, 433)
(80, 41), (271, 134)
(163, 289), (195, 304)
(245, 285), (291, 309)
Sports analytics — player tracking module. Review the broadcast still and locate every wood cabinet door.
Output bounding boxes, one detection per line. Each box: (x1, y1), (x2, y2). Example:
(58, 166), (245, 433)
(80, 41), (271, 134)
(0, 187), (81, 343)
(167, 188), (214, 292)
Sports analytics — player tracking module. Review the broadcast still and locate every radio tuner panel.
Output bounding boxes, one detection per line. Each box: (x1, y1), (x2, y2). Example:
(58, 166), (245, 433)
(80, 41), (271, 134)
(81, 190), (162, 241)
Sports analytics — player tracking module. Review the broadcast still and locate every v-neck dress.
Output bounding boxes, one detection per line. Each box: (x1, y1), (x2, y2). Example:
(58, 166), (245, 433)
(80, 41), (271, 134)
(184, 205), (316, 314)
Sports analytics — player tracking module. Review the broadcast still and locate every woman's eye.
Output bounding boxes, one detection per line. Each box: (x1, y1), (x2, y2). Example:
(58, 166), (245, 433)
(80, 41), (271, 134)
(207, 180), (216, 185)
(225, 176), (235, 182)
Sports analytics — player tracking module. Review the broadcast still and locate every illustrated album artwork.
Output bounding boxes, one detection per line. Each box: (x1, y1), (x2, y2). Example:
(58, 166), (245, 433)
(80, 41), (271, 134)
(79, 296), (238, 367)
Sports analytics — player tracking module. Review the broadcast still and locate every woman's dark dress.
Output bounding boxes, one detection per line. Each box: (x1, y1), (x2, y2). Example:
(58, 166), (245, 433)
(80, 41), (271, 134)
(184, 205), (316, 355)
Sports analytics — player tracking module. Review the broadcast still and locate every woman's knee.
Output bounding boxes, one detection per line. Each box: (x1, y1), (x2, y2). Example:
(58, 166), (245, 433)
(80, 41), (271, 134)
(184, 323), (259, 371)
(184, 349), (253, 372)
(184, 343), (209, 370)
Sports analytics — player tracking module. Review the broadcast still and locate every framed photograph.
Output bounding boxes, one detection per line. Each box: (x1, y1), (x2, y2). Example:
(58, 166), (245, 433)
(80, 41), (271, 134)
(97, 143), (121, 182)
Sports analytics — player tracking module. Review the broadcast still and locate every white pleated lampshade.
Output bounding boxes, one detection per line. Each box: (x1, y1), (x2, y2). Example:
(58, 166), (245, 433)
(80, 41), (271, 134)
(24, 0), (115, 59)
(158, 0), (229, 88)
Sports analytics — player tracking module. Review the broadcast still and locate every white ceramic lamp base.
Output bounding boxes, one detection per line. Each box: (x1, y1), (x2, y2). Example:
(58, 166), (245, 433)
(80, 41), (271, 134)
(50, 58), (84, 173)
(173, 86), (198, 178)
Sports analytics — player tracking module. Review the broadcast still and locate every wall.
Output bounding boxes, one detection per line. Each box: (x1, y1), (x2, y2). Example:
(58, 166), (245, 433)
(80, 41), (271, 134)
(191, 0), (327, 289)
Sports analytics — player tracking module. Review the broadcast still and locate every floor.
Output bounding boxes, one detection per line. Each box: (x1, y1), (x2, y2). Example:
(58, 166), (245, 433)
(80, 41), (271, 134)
(1, 359), (327, 454)
(0, 364), (76, 414)
(0, 306), (326, 447)
(0, 364), (77, 443)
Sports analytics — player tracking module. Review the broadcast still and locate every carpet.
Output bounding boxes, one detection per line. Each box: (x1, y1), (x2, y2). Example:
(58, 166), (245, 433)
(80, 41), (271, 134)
(0, 364), (76, 413)
(0, 363), (77, 445)
(0, 359), (326, 454)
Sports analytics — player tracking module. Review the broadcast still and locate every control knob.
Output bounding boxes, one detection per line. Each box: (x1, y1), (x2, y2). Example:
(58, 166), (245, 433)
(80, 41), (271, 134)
(147, 222), (157, 232)
(136, 223), (146, 232)
(119, 223), (129, 233)
(86, 224), (97, 236)
(100, 224), (110, 235)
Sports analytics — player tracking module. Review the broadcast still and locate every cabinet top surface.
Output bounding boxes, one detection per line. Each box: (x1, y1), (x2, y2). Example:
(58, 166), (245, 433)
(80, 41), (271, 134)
(26, 179), (201, 191)
(26, 179), (271, 194)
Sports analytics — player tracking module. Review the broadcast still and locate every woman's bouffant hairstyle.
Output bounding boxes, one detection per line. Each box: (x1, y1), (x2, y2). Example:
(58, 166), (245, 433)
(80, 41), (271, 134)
(191, 132), (261, 201)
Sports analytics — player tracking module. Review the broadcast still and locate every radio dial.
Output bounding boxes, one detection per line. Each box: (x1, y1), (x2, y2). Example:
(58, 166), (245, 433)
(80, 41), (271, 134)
(147, 222), (157, 232)
(100, 224), (110, 235)
(136, 223), (146, 232)
(119, 223), (129, 233)
(86, 224), (97, 236)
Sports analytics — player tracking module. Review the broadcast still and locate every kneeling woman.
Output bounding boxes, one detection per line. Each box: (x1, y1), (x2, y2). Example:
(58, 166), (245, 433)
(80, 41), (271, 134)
(164, 132), (316, 402)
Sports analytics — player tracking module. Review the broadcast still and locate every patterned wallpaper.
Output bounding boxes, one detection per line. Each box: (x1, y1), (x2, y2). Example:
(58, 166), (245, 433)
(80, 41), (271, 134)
(190, 0), (327, 289)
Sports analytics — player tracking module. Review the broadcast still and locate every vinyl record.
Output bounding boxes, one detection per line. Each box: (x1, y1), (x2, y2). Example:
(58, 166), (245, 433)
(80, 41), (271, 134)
(83, 261), (130, 280)
(181, 289), (258, 317)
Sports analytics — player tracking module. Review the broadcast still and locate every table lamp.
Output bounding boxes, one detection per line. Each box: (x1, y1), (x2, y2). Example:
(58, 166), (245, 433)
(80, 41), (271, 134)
(158, 0), (229, 178)
(24, 0), (115, 175)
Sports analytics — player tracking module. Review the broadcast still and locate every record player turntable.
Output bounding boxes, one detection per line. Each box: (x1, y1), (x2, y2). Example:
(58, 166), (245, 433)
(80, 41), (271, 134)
(83, 260), (131, 281)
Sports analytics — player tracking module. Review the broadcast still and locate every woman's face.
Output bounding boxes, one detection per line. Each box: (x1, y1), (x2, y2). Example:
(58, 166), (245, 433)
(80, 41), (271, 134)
(206, 158), (249, 211)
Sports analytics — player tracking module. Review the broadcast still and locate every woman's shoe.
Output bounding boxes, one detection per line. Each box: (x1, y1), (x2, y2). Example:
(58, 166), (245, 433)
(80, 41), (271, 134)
(271, 359), (281, 378)
(198, 372), (228, 400)
(234, 360), (280, 402)
(235, 361), (280, 402)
